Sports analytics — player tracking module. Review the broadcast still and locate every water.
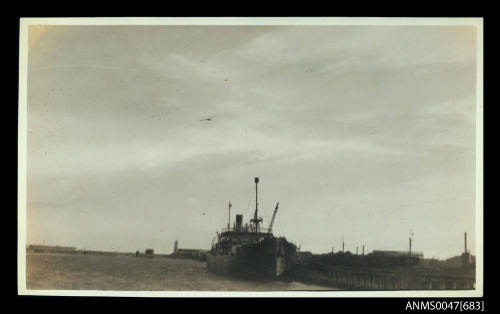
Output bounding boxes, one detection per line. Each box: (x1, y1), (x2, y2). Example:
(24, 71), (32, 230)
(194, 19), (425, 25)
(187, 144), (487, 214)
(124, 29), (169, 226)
(26, 253), (333, 291)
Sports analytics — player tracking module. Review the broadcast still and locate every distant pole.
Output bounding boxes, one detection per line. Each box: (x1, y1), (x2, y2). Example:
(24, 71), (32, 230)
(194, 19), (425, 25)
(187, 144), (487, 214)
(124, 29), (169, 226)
(362, 245), (365, 255)
(228, 201), (231, 231)
(342, 240), (345, 253)
(464, 232), (469, 268)
(408, 235), (412, 288)
(356, 246), (358, 255)
(464, 232), (468, 254)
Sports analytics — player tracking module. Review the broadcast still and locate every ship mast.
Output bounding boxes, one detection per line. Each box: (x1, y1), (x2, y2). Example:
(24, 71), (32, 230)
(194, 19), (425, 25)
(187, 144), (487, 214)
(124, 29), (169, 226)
(251, 177), (262, 236)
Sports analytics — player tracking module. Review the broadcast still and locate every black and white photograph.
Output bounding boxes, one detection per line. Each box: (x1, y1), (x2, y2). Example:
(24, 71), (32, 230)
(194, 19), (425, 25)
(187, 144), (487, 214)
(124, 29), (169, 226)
(17, 17), (483, 297)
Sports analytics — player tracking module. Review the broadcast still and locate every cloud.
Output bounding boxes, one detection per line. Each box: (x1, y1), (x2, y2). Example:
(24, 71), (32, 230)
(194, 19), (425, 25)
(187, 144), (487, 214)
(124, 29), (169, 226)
(25, 25), (477, 259)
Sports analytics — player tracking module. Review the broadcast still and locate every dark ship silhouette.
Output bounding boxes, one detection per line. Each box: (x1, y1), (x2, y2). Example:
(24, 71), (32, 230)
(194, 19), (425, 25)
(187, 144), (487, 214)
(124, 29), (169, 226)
(207, 178), (298, 280)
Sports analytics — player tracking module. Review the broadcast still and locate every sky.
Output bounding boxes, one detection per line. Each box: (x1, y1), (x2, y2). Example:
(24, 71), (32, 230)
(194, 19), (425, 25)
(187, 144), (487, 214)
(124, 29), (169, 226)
(25, 24), (478, 259)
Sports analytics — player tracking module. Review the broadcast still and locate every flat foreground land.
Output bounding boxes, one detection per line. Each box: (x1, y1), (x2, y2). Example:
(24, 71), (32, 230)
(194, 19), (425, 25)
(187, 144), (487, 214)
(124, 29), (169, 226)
(26, 253), (332, 291)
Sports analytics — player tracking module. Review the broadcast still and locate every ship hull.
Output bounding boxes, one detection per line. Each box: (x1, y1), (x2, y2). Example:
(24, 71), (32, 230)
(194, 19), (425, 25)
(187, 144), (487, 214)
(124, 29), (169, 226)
(207, 237), (297, 280)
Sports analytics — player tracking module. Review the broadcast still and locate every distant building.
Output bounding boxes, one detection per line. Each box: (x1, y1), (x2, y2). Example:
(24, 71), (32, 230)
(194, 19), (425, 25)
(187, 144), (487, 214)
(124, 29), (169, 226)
(298, 251), (313, 263)
(444, 253), (476, 269)
(174, 248), (208, 258)
(27, 244), (77, 254)
(418, 257), (442, 269)
(372, 250), (424, 259)
(171, 240), (208, 260)
(81, 250), (117, 256)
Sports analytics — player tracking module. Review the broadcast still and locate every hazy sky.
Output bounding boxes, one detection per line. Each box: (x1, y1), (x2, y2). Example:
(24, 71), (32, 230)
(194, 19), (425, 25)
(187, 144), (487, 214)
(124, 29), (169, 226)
(26, 25), (477, 259)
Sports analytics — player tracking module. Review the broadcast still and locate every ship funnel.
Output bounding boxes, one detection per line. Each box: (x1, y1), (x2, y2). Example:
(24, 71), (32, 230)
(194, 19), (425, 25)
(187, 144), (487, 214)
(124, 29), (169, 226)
(236, 215), (243, 231)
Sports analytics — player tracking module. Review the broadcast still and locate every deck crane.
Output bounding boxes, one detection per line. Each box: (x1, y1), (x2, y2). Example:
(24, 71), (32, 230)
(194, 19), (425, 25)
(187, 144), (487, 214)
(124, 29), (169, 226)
(268, 202), (279, 233)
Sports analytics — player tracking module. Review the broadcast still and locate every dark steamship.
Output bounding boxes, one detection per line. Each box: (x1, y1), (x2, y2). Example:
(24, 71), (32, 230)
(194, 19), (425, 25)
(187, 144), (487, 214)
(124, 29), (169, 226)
(206, 178), (298, 279)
